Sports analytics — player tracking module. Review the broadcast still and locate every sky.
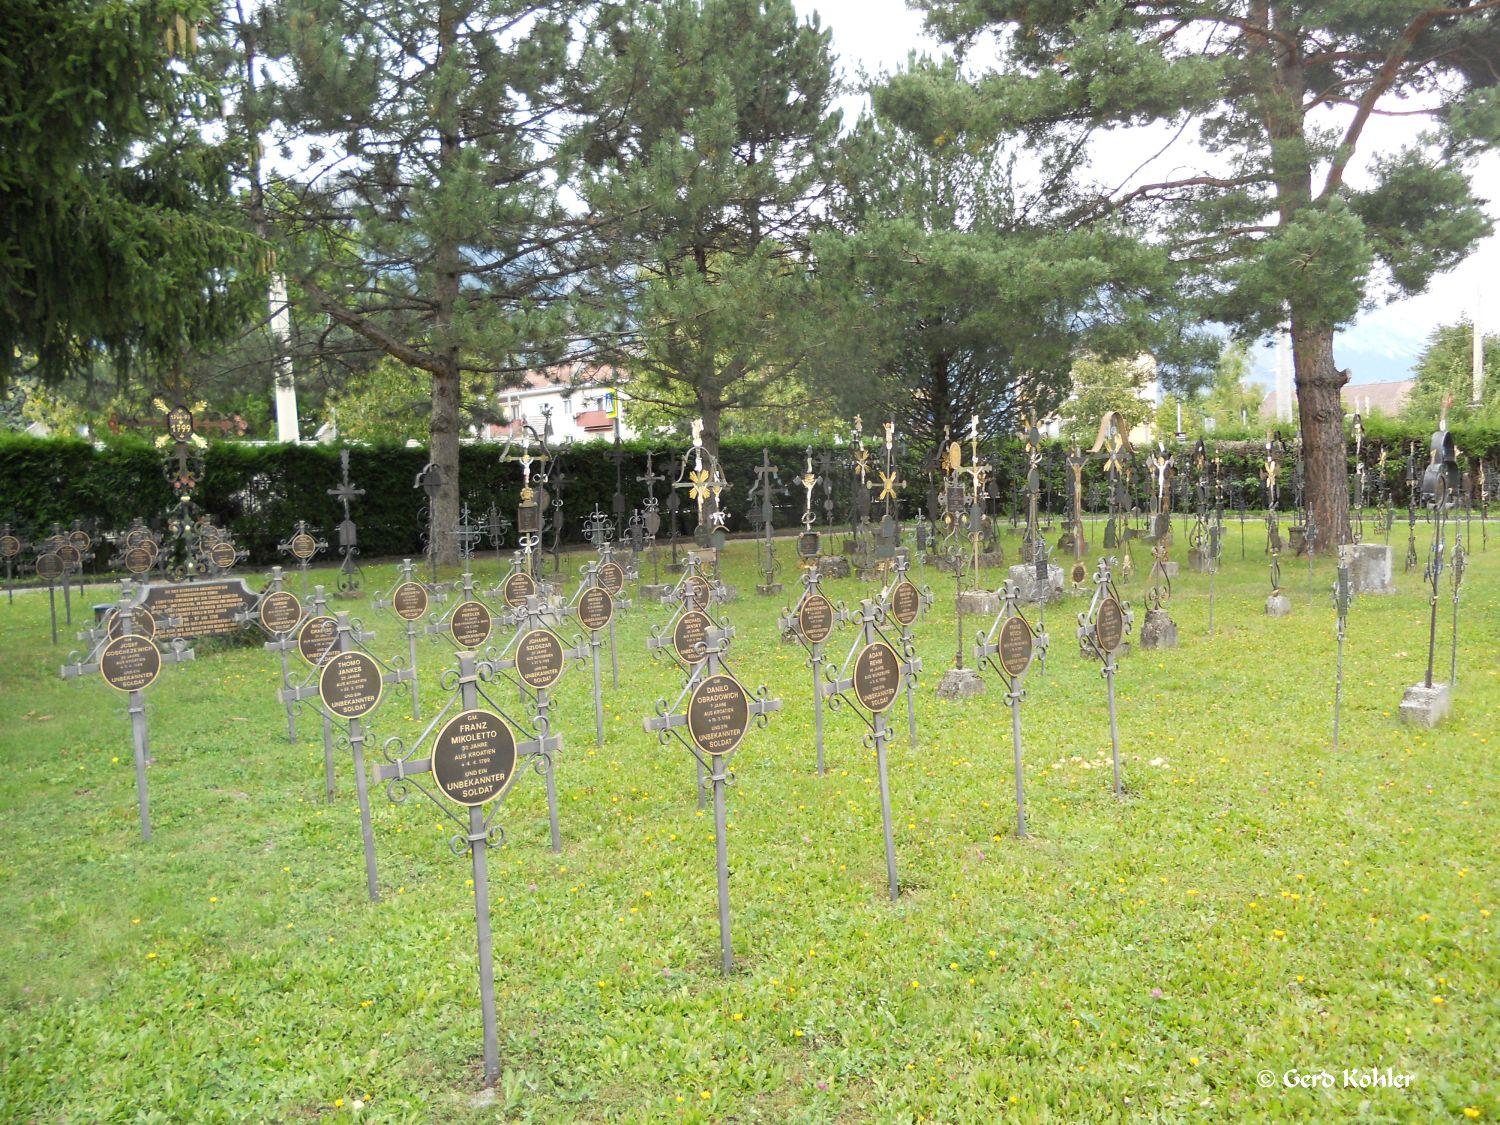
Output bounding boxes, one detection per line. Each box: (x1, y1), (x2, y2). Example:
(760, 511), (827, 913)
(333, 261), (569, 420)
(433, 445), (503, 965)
(794, 0), (1500, 388)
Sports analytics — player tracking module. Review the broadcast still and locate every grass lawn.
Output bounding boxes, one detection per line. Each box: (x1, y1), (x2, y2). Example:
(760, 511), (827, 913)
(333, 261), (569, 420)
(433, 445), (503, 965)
(0, 520), (1496, 1122)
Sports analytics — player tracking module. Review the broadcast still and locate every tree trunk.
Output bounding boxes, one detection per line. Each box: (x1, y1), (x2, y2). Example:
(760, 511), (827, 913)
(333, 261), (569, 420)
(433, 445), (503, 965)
(429, 357), (461, 567)
(1291, 321), (1350, 547)
(428, 0), (461, 568)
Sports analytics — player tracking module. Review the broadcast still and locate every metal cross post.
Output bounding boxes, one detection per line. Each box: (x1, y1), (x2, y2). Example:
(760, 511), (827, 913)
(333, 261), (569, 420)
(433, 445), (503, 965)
(1077, 558), (1133, 797)
(372, 559), (428, 721)
(328, 448), (365, 594)
(975, 580), (1047, 837)
(558, 565), (612, 748)
(778, 567), (850, 775)
(1091, 412), (1136, 574)
(822, 599), (919, 901)
(1332, 547), (1352, 752)
(751, 448), (782, 594)
(0, 522), (26, 603)
(61, 590), (194, 841)
(1352, 414), (1367, 546)
(1209, 456), (1225, 636)
(598, 538), (633, 688)
(637, 450), (665, 588)
(489, 593), (578, 851)
(238, 566), (304, 742)
(484, 502), (512, 575)
(278, 520), (327, 597)
(875, 421), (902, 565)
(643, 627), (781, 974)
(1265, 435), (1283, 601)
(1420, 422), (1460, 690)
(374, 649), (550, 1085)
(877, 551), (932, 751)
(1450, 512), (1466, 687)
(664, 454), (683, 567)
(1404, 442), (1420, 572)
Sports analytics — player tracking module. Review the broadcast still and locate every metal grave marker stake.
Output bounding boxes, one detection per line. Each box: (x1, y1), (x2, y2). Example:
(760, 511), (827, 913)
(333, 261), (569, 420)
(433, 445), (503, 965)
(822, 598), (920, 900)
(643, 627), (780, 973)
(327, 449), (365, 595)
(279, 520), (327, 597)
(778, 567), (849, 774)
(1077, 558), (1134, 796)
(976, 580), (1048, 837)
(877, 551), (931, 749)
(1332, 547), (1353, 752)
(238, 567), (307, 742)
(373, 559), (430, 720)
(60, 590), (194, 840)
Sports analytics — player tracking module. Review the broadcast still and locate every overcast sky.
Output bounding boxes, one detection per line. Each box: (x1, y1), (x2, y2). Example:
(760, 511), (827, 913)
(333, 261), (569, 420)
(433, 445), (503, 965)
(795, 0), (1500, 387)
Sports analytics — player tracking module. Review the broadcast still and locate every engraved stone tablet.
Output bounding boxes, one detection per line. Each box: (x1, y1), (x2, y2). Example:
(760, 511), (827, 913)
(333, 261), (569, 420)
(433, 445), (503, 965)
(686, 673), (750, 756)
(515, 628), (564, 690)
(259, 590), (302, 636)
(139, 578), (258, 640)
(100, 634), (161, 693)
(392, 581), (429, 621)
(430, 709), (518, 806)
(579, 586), (614, 632)
(450, 600), (493, 649)
(853, 640), (902, 713)
(319, 650), (383, 719)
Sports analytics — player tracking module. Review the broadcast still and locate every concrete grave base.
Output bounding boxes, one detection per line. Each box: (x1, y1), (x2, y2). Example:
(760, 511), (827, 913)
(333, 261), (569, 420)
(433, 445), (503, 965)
(1007, 562), (1064, 605)
(816, 556), (851, 580)
(1398, 682), (1451, 728)
(1187, 548), (1213, 573)
(755, 582), (784, 596)
(639, 583), (672, 602)
(1348, 543), (1397, 595)
(1139, 609), (1178, 650)
(1265, 594), (1292, 617)
(956, 589), (1000, 616)
(715, 584), (740, 604)
(978, 551), (1007, 569)
(936, 667), (986, 700)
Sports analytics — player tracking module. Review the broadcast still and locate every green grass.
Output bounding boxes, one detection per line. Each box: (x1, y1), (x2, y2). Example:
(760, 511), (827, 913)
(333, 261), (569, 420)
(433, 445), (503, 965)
(0, 520), (1496, 1123)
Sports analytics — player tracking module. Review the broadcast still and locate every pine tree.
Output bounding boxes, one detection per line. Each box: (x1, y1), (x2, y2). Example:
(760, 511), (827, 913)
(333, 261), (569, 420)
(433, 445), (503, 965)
(908, 0), (1500, 540)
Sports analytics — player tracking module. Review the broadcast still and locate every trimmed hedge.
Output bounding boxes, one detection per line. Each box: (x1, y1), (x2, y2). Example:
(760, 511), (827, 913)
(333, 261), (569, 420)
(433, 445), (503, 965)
(2, 423), (1494, 569)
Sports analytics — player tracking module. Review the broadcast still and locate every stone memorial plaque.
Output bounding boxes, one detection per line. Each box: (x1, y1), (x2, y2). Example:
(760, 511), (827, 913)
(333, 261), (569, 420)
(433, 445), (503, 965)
(260, 590), (303, 635)
(125, 545), (153, 574)
(1096, 596), (1125, 654)
(998, 616), (1033, 678)
(673, 608), (712, 664)
(890, 580), (921, 626)
(684, 574), (711, 608)
(100, 634), (161, 693)
(501, 571), (536, 609)
(69, 530), (91, 553)
(578, 586), (614, 632)
(319, 650), (383, 719)
(210, 541), (237, 570)
(686, 673), (751, 756)
(798, 593), (835, 644)
(598, 561), (625, 596)
(297, 615), (339, 665)
(55, 543), (81, 569)
(515, 628), (565, 690)
(290, 532), (318, 560)
(392, 581), (429, 621)
(107, 607), (157, 641)
(0, 534), (20, 558)
(139, 579), (258, 640)
(451, 600), (493, 649)
(430, 708), (518, 806)
(853, 640), (902, 713)
(35, 552), (64, 581)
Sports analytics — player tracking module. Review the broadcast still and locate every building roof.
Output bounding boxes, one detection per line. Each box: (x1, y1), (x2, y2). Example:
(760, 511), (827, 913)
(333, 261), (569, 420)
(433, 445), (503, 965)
(507, 363), (625, 395)
(1260, 379), (1413, 421)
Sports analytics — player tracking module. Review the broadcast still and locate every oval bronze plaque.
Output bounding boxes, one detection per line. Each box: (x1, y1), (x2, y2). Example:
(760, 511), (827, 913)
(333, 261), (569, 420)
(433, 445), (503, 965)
(673, 608), (712, 665)
(319, 650), (383, 719)
(515, 628), (564, 689)
(1095, 596), (1125, 653)
(598, 561), (625, 596)
(451, 600), (492, 649)
(124, 545), (153, 574)
(853, 640), (902, 713)
(798, 593), (834, 644)
(35, 552), (63, 581)
(55, 543), (81, 568)
(430, 709), (518, 806)
(290, 532), (318, 560)
(890, 580), (921, 626)
(683, 574), (711, 608)
(260, 590), (303, 636)
(100, 634), (161, 693)
(107, 607), (157, 642)
(998, 615), (1033, 678)
(125, 527), (150, 549)
(578, 586), (613, 632)
(297, 615), (339, 665)
(392, 581), (429, 622)
(69, 530), (91, 552)
(1071, 562), (1087, 586)
(211, 541), (237, 569)
(686, 673), (751, 756)
(501, 570), (536, 608)
(0, 534), (20, 558)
